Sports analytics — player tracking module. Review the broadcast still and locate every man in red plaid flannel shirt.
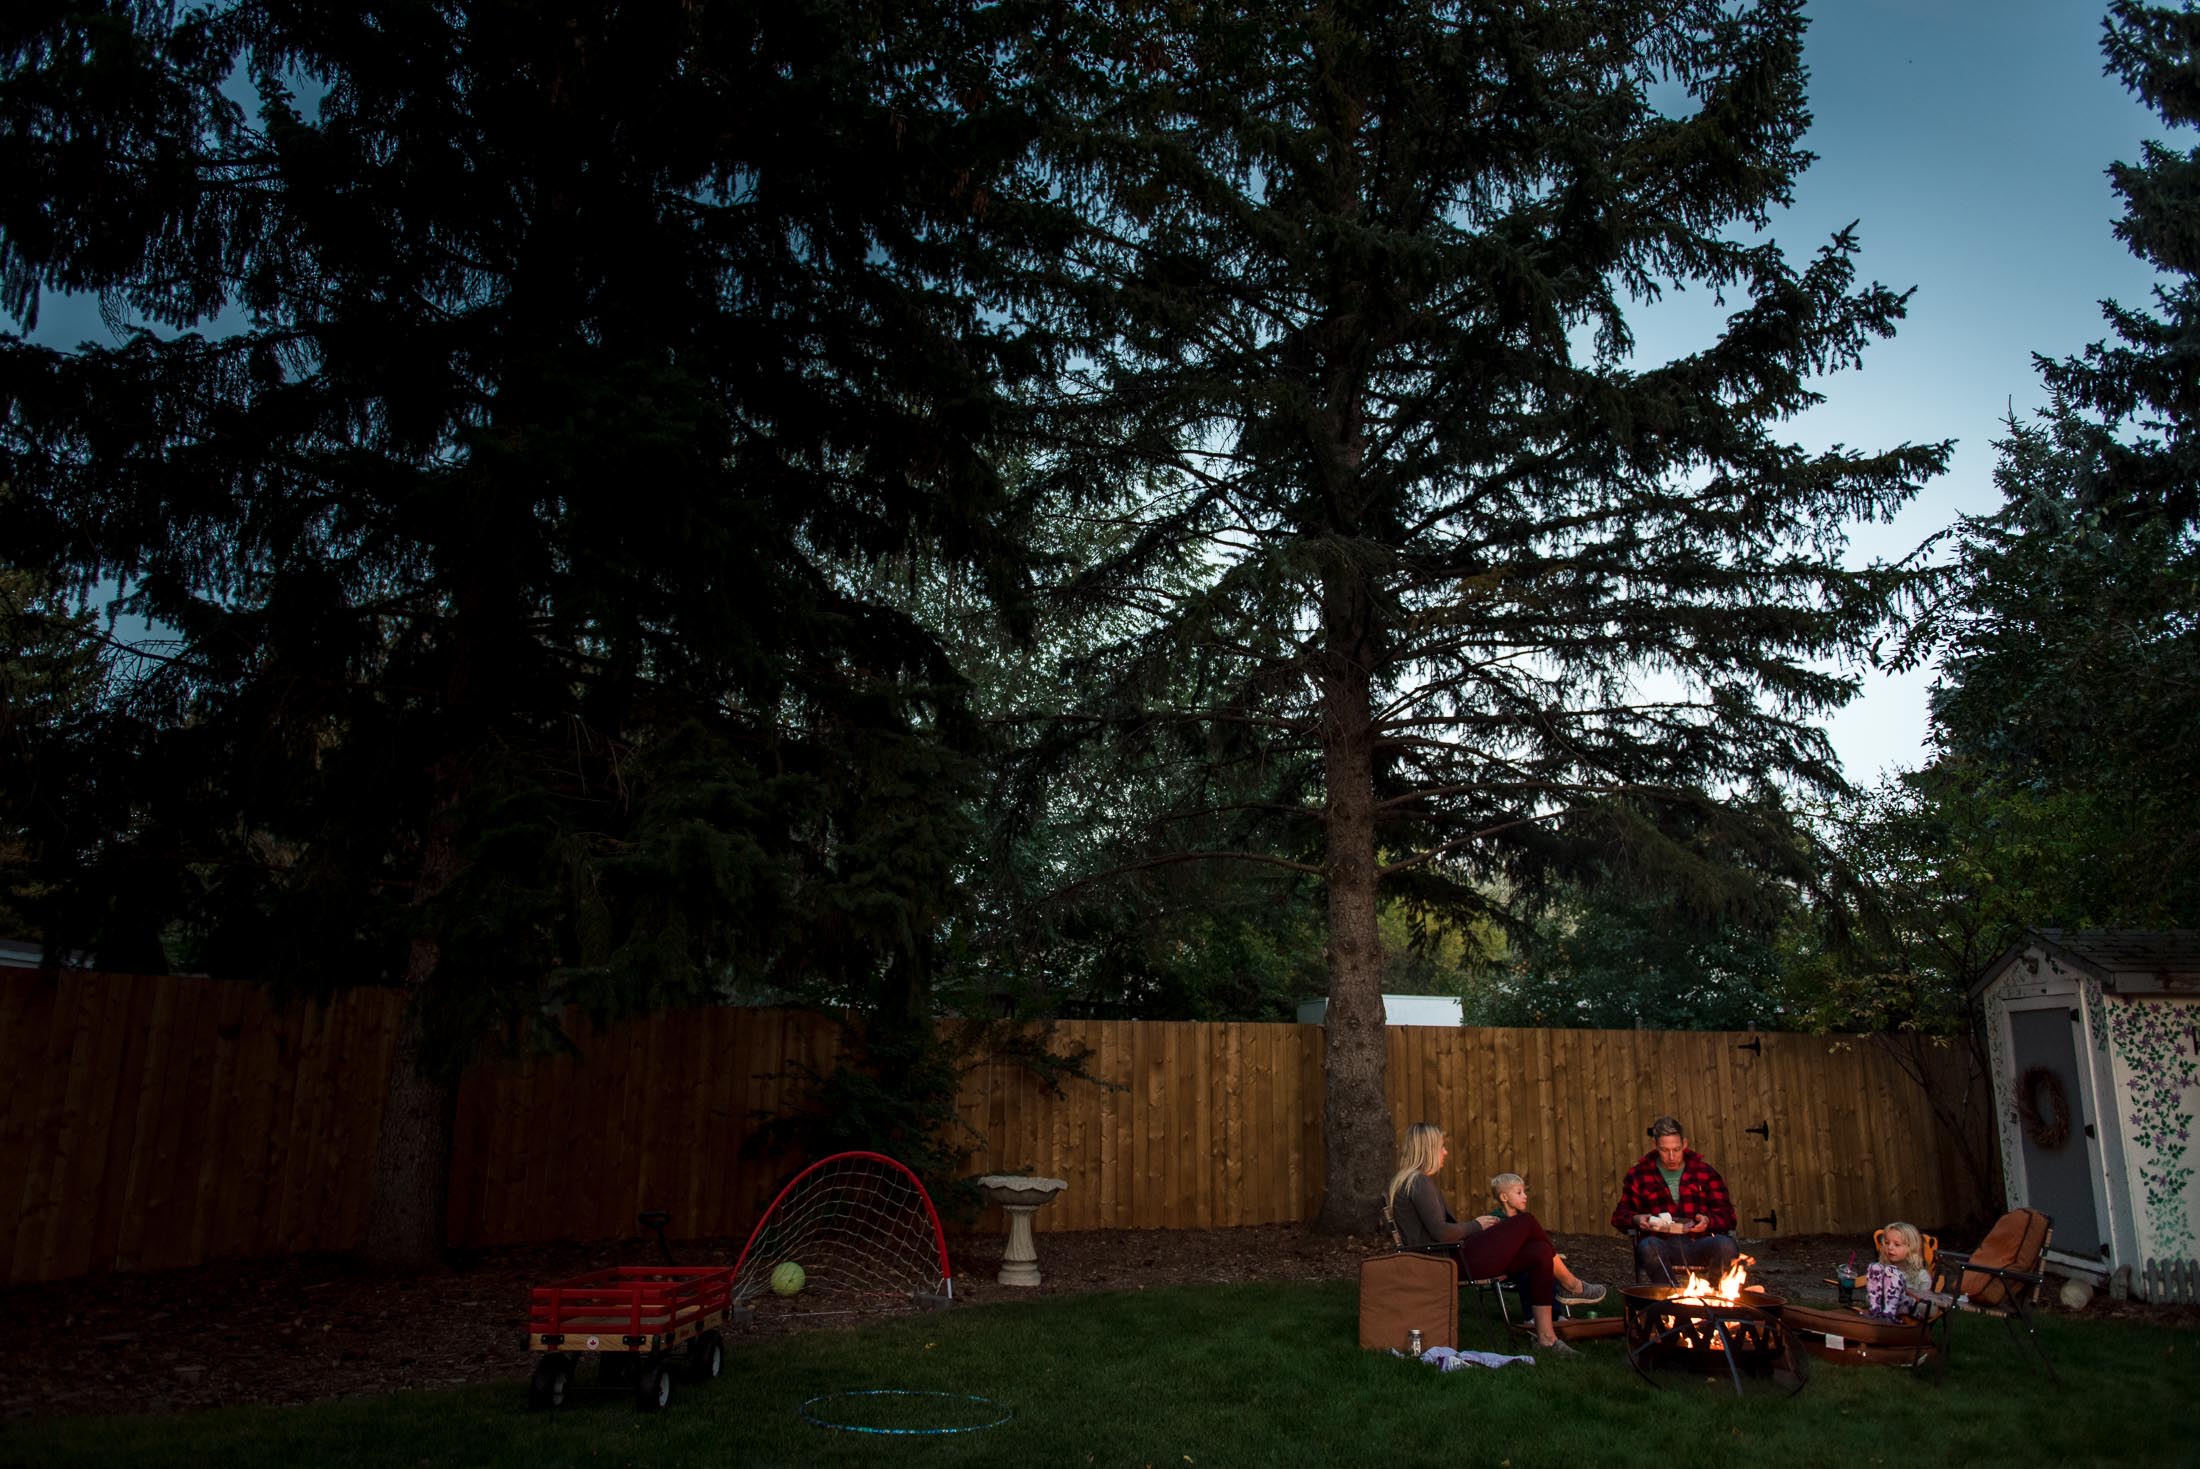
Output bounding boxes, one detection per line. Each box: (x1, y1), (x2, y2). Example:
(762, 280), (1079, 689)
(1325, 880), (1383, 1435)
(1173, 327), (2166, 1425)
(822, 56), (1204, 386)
(1610, 1115), (1740, 1282)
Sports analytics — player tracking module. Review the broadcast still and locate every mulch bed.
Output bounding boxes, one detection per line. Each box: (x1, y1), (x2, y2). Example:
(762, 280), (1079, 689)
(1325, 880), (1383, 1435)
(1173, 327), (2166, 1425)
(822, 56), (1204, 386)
(3, 1226), (2191, 1419)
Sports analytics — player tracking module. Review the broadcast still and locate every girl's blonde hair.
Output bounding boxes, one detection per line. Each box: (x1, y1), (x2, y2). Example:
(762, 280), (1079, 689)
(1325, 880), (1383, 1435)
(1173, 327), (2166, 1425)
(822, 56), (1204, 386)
(1880, 1221), (1928, 1285)
(1489, 1172), (1524, 1201)
(1385, 1122), (1446, 1211)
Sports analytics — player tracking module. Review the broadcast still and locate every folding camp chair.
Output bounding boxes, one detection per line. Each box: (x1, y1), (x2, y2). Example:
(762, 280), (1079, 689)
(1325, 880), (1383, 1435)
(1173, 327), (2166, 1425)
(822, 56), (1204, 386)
(1463, 1269), (1576, 1330)
(1934, 1207), (2058, 1384)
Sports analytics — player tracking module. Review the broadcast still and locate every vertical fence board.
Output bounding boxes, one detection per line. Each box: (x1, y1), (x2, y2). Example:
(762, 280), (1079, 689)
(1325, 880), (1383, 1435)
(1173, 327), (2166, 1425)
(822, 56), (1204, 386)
(79, 974), (144, 1273)
(112, 976), (183, 1272)
(182, 980), (251, 1269)
(0, 975), (56, 1276)
(216, 992), (282, 1263)
(268, 995), (327, 1254)
(11, 975), (84, 1281)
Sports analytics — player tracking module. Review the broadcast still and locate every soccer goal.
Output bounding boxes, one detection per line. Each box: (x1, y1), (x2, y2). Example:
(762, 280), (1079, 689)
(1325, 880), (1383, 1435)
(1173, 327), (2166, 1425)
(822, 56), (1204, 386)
(731, 1151), (956, 1312)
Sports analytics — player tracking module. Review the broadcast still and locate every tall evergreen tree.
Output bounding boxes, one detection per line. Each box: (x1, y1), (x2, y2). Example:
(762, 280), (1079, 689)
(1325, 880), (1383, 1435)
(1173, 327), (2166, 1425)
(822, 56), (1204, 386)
(2042, 0), (2200, 529)
(1923, 413), (2200, 923)
(0, 2), (1073, 1266)
(1041, 0), (1944, 1227)
(1907, 2), (2200, 933)
(1800, 5), (2200, 1217)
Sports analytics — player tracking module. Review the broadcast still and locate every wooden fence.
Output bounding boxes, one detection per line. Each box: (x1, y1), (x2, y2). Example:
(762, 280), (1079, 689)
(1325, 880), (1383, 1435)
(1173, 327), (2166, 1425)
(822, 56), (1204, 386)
(0, 970), (1982, 1285)
(0, 972), (401, 1285)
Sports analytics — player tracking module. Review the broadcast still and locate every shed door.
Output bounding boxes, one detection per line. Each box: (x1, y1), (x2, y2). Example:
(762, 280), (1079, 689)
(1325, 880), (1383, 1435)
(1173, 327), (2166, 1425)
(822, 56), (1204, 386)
(2007, 1005), (2102, 1257)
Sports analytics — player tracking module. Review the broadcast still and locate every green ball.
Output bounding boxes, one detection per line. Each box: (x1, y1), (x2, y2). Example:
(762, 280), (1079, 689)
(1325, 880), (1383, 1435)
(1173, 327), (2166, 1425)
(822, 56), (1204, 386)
(770, 1261), (806, 1296)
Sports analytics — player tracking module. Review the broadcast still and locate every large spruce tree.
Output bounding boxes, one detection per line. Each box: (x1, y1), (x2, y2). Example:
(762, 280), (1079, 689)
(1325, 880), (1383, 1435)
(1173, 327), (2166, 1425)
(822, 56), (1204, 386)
(1041, 0), (1944, 1227)
(0, 3), (1072, 1266)
(2042, 0), (2200, 529)
(1912, 1), (2200, 931)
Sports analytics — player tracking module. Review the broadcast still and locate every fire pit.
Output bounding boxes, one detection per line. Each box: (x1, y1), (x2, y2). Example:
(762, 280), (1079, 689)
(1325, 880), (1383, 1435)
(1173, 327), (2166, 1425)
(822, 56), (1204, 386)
(1622, 1263), (1806, 1396)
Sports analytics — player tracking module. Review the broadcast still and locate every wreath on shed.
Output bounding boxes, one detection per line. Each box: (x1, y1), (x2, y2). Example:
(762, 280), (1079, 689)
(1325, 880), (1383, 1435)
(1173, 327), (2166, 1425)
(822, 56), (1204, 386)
(2016, 1065), (2072, 1150)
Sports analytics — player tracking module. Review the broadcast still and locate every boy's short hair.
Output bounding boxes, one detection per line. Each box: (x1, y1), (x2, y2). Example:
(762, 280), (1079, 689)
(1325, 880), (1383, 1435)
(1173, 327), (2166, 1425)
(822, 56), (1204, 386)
(1489, 1172), (1525, 1197)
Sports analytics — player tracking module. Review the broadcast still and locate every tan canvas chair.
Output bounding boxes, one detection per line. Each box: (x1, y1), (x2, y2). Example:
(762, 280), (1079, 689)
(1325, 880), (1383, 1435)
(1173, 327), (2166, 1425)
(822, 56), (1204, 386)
(1932, 1206), (2057, 1383)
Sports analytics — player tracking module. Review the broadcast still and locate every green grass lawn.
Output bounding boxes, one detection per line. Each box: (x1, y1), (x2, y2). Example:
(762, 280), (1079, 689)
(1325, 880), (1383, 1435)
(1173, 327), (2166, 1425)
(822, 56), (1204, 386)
(5, 1281), (2195, 1469)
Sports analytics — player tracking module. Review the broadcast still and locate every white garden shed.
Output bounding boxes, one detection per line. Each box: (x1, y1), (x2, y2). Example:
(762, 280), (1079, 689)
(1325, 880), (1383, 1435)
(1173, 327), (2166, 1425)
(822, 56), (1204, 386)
(1971, 930), (2200, 1298)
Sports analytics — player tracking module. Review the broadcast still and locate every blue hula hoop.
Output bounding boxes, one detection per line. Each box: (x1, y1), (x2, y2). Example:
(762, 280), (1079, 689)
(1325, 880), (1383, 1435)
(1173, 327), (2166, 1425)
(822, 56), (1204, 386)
(798, 1389), (1014, 1436)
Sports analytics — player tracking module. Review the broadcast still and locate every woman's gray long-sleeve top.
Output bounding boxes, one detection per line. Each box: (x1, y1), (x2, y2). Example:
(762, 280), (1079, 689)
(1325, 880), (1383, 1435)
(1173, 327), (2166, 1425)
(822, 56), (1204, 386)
(1392, 1172), (1485, 1251)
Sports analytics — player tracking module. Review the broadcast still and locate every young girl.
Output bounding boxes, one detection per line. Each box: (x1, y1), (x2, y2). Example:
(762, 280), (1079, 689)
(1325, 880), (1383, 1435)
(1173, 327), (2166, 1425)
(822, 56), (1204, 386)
(1863, 1221), (1933, 1321)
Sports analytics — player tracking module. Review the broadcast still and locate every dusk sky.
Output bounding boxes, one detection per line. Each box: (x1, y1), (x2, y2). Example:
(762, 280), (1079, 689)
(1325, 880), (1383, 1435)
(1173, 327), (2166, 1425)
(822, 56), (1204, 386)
(1739, 0), (2170, 782)
(21, 1), (2172, 788)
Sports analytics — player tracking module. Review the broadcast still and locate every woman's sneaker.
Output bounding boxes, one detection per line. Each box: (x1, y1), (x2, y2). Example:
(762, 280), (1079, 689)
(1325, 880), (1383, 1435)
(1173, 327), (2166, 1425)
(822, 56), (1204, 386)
(1536, 1336), (1582, 1356)
(1559, 1281), (1607, 1306)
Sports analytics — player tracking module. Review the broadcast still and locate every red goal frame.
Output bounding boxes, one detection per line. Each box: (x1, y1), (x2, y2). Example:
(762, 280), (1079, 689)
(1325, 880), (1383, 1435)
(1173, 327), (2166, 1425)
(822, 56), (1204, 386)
(731, 1150), (955, 1304)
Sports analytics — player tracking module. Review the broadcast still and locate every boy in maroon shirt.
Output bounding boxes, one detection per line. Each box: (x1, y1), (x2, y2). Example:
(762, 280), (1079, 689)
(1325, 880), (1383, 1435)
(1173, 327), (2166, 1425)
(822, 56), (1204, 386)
(1611, 1114), (1740, 1283)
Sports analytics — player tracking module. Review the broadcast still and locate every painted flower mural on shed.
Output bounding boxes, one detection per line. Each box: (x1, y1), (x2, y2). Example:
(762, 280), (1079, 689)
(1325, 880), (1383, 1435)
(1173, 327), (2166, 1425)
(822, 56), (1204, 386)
(2107, 995), (2199, 1257)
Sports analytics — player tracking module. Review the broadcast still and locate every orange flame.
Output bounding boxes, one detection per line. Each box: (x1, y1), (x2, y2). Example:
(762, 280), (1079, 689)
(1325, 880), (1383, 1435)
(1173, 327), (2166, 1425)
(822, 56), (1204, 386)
(1670, 1259), (1750, 1303)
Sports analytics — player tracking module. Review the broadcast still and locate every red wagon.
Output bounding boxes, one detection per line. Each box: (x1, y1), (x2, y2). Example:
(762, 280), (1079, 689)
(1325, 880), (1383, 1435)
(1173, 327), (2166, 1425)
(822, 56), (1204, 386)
(526, 1262), (739, 1411)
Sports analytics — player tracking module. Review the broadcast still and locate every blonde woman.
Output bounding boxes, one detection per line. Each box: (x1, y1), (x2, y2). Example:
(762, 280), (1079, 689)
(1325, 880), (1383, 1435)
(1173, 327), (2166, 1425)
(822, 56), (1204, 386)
(1384, 1123), (1607, 1354)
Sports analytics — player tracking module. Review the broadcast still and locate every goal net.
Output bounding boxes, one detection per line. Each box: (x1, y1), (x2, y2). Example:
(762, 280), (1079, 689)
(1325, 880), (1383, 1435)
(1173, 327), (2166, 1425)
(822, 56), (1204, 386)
(731, 1151), (955, 1311)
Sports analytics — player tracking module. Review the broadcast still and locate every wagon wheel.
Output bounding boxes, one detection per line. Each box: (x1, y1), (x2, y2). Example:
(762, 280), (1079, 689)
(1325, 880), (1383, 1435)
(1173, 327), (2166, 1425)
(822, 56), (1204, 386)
(635, 1359), (673, 1413)
(528, 1354), (573, 1411)
(688, 1330), (724, 1384)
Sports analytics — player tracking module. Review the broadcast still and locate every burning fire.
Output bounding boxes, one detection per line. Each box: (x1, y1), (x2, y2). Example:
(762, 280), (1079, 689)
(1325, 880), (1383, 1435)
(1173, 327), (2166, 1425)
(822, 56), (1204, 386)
(1671, 1258), (1752, 1303)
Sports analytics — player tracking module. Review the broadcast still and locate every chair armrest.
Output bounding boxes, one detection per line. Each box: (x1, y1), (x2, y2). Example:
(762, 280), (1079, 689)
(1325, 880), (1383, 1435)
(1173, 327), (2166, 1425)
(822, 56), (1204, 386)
(1935, 1248), (2045, 1287)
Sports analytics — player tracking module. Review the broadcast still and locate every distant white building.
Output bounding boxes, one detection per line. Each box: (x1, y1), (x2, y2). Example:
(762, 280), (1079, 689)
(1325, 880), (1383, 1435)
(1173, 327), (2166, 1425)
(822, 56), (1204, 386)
(1295, 994), (1463, 1027)
(0, 938), (99, 969)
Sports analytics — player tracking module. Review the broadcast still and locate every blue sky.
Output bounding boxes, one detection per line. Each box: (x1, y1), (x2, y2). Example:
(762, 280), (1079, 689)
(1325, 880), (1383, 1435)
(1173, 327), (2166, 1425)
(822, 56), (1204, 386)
(20, 1), (2171, 786)
(1748, 0), (2169, 781)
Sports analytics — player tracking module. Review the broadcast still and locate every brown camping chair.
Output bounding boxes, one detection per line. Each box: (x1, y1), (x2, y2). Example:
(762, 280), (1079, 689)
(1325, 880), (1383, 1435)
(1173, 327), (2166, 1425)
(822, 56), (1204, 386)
(1933, 1207), (2058, 1383)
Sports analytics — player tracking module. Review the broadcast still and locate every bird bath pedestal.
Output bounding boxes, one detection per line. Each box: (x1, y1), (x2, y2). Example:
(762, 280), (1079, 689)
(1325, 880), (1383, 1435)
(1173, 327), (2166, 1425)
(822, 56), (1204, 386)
(975, 1175), (1068, 1287)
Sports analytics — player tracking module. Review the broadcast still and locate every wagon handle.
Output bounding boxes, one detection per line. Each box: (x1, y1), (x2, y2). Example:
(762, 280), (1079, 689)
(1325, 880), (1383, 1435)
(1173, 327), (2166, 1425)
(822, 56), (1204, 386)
(639, 1210), (675, 1266)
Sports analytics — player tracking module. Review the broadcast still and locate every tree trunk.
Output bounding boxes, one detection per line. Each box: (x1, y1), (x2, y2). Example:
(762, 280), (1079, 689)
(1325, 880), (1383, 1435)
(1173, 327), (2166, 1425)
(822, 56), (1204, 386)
(1315, 568), (1392, 1232)
(357, 945), (459, 1272)
(357, 756), (468, 1272)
